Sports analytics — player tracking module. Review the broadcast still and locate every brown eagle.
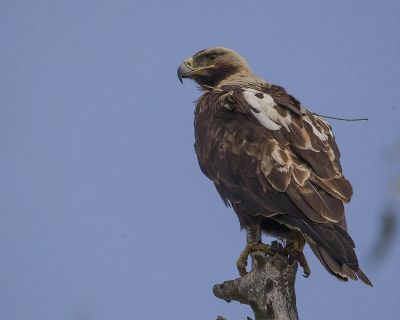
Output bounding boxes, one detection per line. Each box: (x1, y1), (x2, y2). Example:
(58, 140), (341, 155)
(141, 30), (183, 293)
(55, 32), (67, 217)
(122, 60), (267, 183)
(177, 47), (372, 286)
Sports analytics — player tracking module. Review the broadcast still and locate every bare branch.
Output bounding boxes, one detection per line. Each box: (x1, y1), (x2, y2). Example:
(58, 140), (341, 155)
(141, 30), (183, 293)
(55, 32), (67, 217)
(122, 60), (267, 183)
(214, 250), (299, 320)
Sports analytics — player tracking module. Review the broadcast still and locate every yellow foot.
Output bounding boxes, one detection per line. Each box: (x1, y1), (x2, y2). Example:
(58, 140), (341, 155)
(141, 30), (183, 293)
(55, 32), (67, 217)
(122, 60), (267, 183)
(284, 240), (311, 278)
(236, 242), (272, 276)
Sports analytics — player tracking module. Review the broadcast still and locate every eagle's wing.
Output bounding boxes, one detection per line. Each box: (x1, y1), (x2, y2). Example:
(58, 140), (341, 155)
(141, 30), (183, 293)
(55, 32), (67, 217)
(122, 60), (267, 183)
(194, 85), (371, 285)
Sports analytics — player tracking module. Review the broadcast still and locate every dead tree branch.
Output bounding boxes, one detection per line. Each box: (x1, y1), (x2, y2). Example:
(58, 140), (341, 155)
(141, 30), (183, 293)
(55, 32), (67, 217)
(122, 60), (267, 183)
(213, 248), (299, 320)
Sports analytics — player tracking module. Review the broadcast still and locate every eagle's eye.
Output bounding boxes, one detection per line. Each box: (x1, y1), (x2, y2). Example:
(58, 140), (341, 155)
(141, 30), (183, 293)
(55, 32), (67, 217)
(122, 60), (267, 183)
(206, 54), (217, 62)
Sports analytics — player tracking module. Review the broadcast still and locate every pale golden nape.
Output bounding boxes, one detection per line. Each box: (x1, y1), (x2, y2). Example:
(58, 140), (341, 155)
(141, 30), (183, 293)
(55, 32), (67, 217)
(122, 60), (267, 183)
(190, 47), (269, 89)
(193, 47), (251, 70)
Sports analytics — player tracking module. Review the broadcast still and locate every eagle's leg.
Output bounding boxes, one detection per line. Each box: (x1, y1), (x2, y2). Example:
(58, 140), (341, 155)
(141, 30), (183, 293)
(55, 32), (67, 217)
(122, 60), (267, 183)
(284, 232), (311, 278)
(236, 224), (272, 276)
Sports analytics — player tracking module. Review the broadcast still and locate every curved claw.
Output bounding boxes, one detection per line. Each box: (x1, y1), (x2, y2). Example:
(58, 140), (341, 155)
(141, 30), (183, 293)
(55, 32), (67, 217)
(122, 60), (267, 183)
(236, 243), (273, 277)
(284, 240), (311, 278)
(237, 265), (248, 276)
(298, 257), (311, 279)
(283, 240), (298, 253)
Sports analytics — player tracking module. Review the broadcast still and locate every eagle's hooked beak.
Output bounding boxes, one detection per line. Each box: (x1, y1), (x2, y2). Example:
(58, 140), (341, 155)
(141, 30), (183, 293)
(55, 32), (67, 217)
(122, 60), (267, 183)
(177, 58), (215, 84)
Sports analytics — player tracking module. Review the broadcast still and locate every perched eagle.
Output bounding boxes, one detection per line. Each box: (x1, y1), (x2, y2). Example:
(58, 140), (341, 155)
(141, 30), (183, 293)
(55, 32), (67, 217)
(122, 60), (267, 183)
(177, 47), (372, 286)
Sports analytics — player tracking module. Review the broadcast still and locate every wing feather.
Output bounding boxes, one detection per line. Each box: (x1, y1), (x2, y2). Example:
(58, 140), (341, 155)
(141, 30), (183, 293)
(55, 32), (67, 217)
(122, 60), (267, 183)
(193, 85), (372, 284)
(195, 86), (352, 221)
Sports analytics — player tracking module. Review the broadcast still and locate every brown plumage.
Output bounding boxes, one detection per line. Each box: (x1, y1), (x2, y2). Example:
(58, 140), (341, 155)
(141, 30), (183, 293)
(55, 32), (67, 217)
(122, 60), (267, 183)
(177, 47), (372, 286)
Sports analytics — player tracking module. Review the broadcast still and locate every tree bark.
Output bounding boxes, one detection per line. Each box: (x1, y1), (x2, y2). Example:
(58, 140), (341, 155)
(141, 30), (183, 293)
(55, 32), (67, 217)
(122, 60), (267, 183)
(213, 250), (299, 320)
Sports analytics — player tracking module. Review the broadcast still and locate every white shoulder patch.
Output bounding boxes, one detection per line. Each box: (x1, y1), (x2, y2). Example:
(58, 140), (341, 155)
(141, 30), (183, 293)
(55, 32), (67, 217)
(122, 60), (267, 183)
(302, 117), (329, 141)
(242, 88), (291, 131)
(300, 105), (330, 142)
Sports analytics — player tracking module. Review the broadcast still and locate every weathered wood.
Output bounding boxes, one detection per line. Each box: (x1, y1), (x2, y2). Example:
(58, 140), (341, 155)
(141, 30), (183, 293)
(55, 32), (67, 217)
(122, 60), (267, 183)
(214, 250), (299, 320)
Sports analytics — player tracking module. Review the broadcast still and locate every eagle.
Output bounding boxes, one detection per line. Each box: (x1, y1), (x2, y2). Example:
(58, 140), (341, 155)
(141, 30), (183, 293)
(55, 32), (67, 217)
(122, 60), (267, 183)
(177, 47), (372, 286)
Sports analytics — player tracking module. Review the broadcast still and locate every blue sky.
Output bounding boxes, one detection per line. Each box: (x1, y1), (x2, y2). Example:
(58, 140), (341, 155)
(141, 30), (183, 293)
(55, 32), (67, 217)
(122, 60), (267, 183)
(1, 1), (399, 319)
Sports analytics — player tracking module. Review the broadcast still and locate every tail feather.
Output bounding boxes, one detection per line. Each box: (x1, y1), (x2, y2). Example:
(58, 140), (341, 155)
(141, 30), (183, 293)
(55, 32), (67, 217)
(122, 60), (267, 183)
(333, 229), (358, 270)
(305, 234), (348, 282)
(305, 234), (373, 286)
(356, 269), (373, 287)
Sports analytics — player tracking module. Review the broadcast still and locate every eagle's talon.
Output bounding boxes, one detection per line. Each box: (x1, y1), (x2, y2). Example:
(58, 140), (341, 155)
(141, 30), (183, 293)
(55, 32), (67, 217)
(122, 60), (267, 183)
(302, 264), (311, 278)
(289, 251), (311, 278)
(284, 240), (298, 253)
(270, 240), (283, 250)
(270, 246), (280, 253)
(236, 242), (273, 276)
(237, 263), (248, 276)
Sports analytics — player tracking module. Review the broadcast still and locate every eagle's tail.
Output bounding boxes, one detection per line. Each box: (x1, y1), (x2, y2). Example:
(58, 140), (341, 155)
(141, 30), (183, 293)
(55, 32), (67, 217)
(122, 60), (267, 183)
(305, 234), (373, 287)
(273, 214), (373, 286)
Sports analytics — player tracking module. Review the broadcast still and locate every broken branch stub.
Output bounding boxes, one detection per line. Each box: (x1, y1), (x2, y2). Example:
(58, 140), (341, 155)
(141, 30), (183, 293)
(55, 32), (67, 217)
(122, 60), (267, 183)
(213, 251), (299, 320)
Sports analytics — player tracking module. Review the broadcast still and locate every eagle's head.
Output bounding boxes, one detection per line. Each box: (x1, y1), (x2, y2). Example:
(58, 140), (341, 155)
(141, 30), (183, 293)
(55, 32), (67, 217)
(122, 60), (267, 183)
(177, 47), (252, 87)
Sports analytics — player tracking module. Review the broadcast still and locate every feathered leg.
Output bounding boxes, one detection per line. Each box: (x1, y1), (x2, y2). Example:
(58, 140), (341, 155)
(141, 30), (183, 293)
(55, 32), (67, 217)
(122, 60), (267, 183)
(284, 230), (311, 278)
(236, 224), (272, 276)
